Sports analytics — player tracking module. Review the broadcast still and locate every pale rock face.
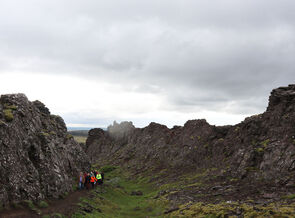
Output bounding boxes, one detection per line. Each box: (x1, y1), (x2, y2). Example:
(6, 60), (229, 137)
(0, 94), (90, 207)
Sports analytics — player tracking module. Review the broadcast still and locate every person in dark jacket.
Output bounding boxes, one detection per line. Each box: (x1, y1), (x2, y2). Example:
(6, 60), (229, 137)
(78, 172), (84, 190)
(85, 173), (91, 190)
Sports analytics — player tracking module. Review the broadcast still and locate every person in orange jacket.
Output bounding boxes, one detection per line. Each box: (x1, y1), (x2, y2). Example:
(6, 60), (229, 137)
(90, 172), (97, 189)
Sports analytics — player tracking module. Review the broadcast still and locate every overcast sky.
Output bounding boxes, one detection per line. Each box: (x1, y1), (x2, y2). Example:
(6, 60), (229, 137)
(0, 0), (294, 128)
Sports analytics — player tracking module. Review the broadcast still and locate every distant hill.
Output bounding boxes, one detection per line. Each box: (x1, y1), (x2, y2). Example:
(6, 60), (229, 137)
(67, 126), (107, 131)
(68, 130), (89, 137)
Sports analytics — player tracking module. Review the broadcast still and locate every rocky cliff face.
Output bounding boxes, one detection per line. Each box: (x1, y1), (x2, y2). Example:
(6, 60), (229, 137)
(0, 94), (90, 207)
(86, 85), (295, 202)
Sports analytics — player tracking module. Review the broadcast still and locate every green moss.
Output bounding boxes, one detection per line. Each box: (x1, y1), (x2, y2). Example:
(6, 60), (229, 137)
(234, 126), (240, 132)
(190, 136), (194, 140)
(4, 109), (14, 122)
(38, 200), (49, 208)
(40, 131), (50, 137)
(260, 139), (270, 147)
(282, 194), (295, 199)
(255, 147), (264, 153)
(245, 167), (259, 172)
(197, 136), (201, 140)
(170, 201), (295, 217)
(66, 134), (73, 139)
(4, 103), (17, 110)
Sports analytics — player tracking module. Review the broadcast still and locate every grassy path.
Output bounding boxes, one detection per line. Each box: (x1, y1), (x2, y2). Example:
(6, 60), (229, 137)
(72, 167), (167, 217)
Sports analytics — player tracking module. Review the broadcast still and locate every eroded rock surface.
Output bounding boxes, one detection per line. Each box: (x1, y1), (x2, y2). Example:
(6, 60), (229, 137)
(0, 94), (90, 207)
(86, 84), (295, 203)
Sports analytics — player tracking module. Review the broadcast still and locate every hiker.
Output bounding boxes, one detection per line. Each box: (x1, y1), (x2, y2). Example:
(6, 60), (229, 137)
(85, 173), (91, 190)
(96, 171), (103, 192)
(90, 172), (97, 189)
(83, 172), (87, 188)
(78, 172), (84, 190)
(96, 171), (102, 185)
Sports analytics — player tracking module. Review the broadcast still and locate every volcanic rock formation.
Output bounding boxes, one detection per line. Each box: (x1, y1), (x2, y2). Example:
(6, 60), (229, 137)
(0, 94), (90, 207)
(86, 84), (295, 202)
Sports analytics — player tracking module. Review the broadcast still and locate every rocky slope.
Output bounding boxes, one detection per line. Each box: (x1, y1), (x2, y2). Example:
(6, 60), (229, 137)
(0, 94), (90, 208)
(86, 84), (295, 204)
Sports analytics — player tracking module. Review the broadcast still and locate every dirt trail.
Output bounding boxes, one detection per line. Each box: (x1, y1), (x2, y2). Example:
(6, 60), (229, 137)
(0, 189), (91, 218)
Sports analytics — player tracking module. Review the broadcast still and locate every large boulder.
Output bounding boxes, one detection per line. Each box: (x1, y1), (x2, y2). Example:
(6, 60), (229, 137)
(0, 94), (90, 207)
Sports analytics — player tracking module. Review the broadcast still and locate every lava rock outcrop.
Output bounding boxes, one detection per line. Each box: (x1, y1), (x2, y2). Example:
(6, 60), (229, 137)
(0, 94), (90, 207)
(86, 85), (295, 187)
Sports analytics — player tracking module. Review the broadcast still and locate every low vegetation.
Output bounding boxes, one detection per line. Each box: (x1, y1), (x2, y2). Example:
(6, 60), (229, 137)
(73, 136), (87, 144)
(72, 166), (167, 217)
(170, 201), (295, 217)
(38, 201), (49, 208)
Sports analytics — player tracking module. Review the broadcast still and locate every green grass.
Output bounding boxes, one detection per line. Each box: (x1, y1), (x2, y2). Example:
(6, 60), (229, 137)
(72, 167), (167, 217)
(73, 136), (87, 144)
(100, 165), (117, 173)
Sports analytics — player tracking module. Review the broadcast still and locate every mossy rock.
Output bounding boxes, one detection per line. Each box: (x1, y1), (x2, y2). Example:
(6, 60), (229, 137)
(66, 134), (73, 140)
(4, 103), (17, 110)
(4, 109), (14, 122)
(255, 147), (264, 153)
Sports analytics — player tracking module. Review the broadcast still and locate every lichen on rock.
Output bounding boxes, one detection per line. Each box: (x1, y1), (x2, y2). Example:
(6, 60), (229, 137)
(0, 93), (90, 207)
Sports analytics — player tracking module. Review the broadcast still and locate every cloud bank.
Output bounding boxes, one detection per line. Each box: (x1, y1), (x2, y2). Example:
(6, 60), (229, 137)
(0, 0), (294, 127)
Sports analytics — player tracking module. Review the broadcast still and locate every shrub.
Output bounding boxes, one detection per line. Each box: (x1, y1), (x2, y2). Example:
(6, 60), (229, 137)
(23, 200), (35, 210)
(38, 200), (49, 208)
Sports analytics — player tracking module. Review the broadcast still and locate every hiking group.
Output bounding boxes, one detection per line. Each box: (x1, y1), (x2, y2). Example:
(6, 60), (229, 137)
(78, 171), (104, 190)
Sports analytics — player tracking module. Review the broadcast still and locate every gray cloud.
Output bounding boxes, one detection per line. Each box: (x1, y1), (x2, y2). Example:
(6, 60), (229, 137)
(1, 0), (295, 120)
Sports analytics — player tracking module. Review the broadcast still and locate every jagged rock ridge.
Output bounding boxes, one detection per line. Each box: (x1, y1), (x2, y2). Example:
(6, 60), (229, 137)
(86, 84), (295, 201)
(0, 94), (90, 207)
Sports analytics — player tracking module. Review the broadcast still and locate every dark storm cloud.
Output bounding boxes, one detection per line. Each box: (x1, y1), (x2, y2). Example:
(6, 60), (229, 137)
(1, 0), (295, 115)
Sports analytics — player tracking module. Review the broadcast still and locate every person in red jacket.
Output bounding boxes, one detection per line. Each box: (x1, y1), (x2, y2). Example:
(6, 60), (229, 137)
(90, 172), (97, 189)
